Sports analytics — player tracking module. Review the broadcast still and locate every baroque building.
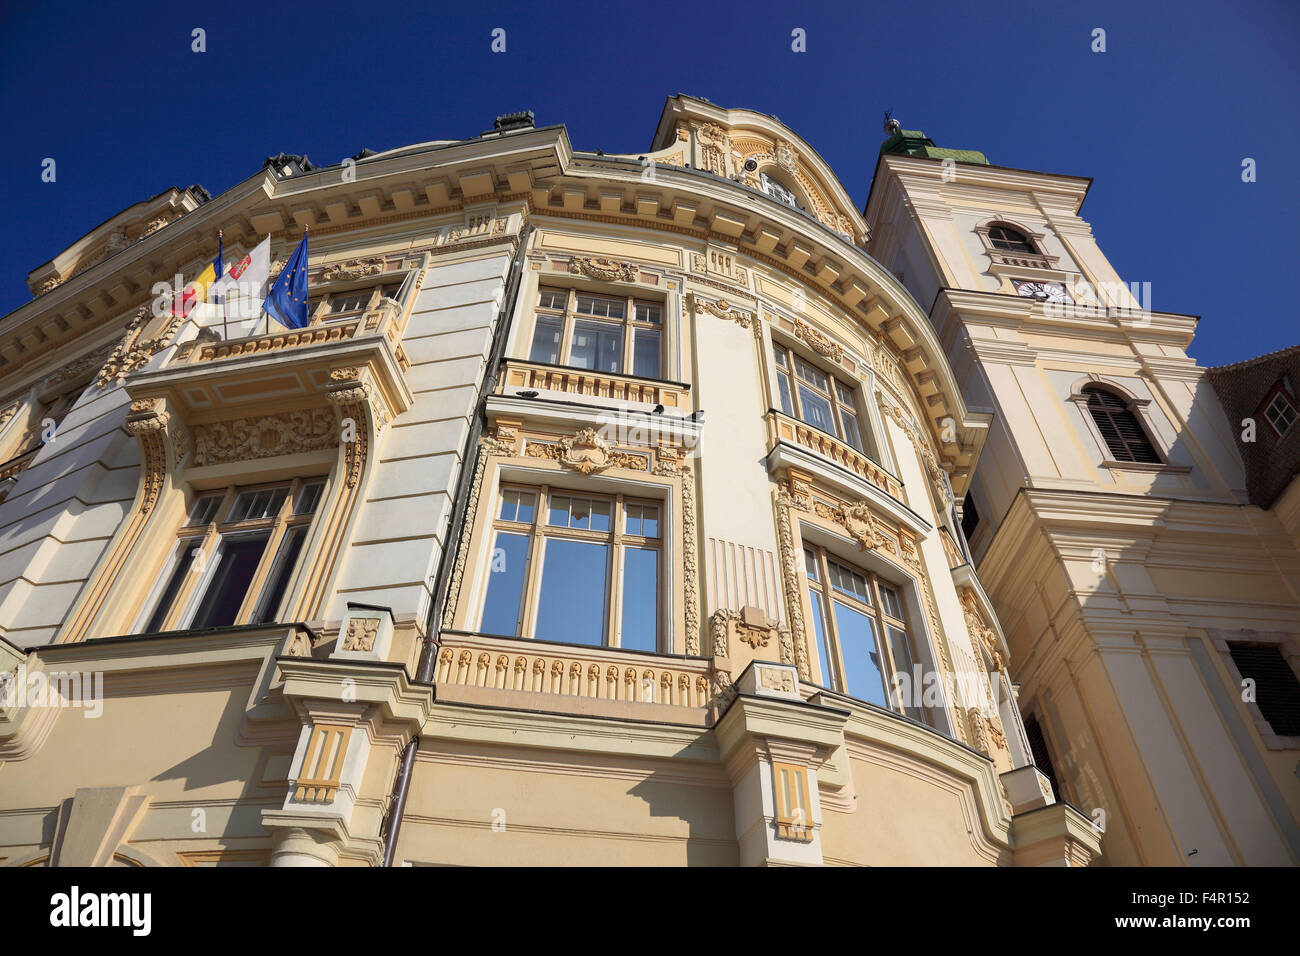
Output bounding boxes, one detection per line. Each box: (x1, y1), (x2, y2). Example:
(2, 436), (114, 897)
(0, 96), (1282, 868)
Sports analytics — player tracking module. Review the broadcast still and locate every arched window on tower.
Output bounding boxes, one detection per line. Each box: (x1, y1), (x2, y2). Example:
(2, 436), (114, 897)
(986, 225), (1036, 254)
(1082, 385), (1161, 463)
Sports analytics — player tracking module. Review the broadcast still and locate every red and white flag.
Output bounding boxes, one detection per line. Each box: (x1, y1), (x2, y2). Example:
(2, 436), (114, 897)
(209, 235), (271, 320)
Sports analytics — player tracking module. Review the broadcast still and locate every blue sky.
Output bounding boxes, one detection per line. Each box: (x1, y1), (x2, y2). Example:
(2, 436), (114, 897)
(1, 0), (1295, 365)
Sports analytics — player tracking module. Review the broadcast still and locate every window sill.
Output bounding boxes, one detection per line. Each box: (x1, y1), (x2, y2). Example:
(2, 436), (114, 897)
(497, 358), (692, 410)
(1099, 459), (1191, 475)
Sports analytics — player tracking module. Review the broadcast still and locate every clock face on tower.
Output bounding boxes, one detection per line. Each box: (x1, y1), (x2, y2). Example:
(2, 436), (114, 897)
(1013, 279), (1072, 303)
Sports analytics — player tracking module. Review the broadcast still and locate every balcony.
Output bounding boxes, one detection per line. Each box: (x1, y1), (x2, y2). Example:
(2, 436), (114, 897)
(765, 409), (902, 500)
(497, 358), (690, 410)
(435, 631), (722, 727)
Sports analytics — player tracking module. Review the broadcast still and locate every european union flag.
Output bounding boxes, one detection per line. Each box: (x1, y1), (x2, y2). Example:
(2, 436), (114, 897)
(263, 230), (310, 329)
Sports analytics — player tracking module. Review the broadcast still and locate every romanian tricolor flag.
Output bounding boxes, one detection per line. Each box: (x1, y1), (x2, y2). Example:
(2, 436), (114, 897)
(170, 242), (224, 318)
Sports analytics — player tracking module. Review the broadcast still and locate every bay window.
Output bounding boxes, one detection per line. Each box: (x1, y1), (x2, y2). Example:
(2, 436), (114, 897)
(804, 545), (928, 723)
(773, 345), (865, 452)
(527, 287), (665, 379)
(479, 484), (661, 651)
(141, 479), (325, 633)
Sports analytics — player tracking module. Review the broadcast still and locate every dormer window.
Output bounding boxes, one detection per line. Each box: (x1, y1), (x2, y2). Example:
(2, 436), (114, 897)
(1261, 382), (1298, 437)
(987, 225), (1036, 254)
(761, 173), (804, 212)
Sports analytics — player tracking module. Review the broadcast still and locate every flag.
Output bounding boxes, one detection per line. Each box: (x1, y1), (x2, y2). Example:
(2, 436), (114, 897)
(171, 261), (217, 318)
(263, 231), (309, 329)
(209, 235), (271, 320)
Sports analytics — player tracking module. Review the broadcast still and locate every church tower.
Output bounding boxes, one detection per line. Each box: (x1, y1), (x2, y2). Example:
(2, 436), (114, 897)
(864, 130), (1300, 865)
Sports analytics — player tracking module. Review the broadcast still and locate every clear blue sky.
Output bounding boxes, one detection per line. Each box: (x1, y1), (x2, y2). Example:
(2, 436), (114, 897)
(1, 0), (1295, 365)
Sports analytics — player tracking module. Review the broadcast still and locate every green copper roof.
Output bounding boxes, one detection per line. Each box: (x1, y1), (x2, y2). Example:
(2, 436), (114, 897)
(880, 129), (989, 165)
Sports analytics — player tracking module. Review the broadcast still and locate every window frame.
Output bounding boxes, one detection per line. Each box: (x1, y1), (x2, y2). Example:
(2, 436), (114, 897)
(1080, 384), (1163, 464)
(1259, 381), (1298, 438)
(526, 286), (667, 380)
(772, 342), (867, 452)
(477, 482), (665, 652)
(307, 282), (400, 324)
(139, 477), (326, 634)
(802, 543), (929, 723)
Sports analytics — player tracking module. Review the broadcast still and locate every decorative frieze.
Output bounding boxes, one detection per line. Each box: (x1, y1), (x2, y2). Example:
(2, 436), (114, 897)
(525, 427), (648, 475)
(688, 292), (754, 328)
(794, 318), (843, 363)
(318, 258), (383, 283)
(191, 408), (338, 467)
(568, 256), (638, 282)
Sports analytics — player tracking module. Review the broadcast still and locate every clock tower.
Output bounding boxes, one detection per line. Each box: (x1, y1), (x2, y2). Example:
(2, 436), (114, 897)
(864, 130), (1300, 865)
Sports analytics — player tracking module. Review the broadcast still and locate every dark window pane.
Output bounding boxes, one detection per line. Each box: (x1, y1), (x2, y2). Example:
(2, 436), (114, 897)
(480, 531), (529, 636)
(839, 409), (863, 451)
(295, 482), (325, 515)
(255, 528), (305, 624)
(143, 548), (195, 633)
(191, 533), (271, 629)
(535, 539), (608, 645)
(188, 496), (222, 526)
(620, 547), (658, 652)
(1229, 643), (1300, 736)
(833, 601), (887, 707)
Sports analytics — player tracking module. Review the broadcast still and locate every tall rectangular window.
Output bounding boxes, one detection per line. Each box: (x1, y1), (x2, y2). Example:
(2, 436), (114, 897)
(526, 286), (667, 380)
(1229, 643), (1300, 737)
(478, 484), (662, 652)
(773, 343), (866, 452)
(804, 544), (931, 725)
(141, 478), (325, 633)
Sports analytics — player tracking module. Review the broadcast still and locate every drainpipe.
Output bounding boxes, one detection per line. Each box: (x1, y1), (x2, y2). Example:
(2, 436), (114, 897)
(380, 221), (532, 866)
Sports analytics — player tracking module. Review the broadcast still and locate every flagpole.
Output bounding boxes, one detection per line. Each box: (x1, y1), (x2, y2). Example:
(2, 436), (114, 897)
(219, 230), (228, 342)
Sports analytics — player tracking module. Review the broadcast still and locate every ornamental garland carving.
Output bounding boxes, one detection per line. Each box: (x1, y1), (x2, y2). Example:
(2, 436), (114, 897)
(688, 292), (753, 329)
(960, 587), (1007, 672)
(441, 433), (517, 630)
(794, 318), (844, 363)
(123, 398), (171, 515)
(653, 455), (700, 655)
(813, 500), (881, 551)
(191, 408), (337, 467)
(773, 479), (813, 680)
(94, 305), (184, 389)
(325, 368), (389, 488)
(877, 394), (954, 509)
(525, 428), (648, 475)
(319, 258), (383, 283)
(710, 608), (774, 656)
(568, 256), (638, 282)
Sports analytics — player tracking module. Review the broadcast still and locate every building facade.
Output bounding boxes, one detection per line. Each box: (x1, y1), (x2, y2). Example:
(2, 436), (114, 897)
(864, 131), (1300, 865)
(4, 96), (1279, 868)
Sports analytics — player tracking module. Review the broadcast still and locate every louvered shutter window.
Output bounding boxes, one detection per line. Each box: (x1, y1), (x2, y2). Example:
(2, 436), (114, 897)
(1084, 386), (1161, 463)
(1229, 643), (1300, 737)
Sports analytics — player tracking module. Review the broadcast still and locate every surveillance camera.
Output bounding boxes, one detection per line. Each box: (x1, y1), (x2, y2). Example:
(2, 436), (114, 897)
(743, 158), (758, 173)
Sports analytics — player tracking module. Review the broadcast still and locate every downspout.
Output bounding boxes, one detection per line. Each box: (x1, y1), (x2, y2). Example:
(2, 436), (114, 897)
(380, 221), (532, 866)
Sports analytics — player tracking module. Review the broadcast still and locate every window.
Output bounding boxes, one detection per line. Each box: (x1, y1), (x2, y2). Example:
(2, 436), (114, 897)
(1229, 643), (1300, 737)
(960, 491), (980, 541)
(1082, 385), (1161, 464)
(987, 225), (1035, 253)
(1261, 383), (1298, 437)
(1023, 715), (1061, 800)
(804, 545), (928, 723)
(527, 286), (665, 379)
(480, 484), (662, 651)
(314, 283), (398, 322)
(141, 478), (326, 633)
(773, 344), (866, 451)
(760, 173), (805, 212)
